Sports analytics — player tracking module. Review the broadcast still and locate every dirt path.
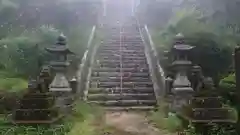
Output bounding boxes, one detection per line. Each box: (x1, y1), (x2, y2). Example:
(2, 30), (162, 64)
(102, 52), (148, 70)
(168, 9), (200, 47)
(104, 111), (174, 135)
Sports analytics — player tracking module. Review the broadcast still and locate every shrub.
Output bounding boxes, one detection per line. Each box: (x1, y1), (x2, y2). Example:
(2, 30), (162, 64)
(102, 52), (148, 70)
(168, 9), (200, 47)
(148, 99), (182, 132)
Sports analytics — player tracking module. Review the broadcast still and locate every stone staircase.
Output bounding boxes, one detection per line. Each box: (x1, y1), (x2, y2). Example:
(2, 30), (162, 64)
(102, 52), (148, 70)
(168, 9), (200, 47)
(87, 21), (157, 111)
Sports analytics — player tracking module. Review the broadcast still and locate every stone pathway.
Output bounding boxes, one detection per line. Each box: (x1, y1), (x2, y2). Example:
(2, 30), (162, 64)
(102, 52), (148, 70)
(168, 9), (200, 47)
(105, 111), (175, 135)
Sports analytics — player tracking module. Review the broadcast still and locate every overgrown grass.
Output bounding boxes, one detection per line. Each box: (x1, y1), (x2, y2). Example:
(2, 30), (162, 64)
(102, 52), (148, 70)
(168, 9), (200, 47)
(0, 102), (104, 135)
(0, 70), (27, 93)
(0, 78), (27, 92)
(67, 102), (104, 135)
(148, 100), (182, 133)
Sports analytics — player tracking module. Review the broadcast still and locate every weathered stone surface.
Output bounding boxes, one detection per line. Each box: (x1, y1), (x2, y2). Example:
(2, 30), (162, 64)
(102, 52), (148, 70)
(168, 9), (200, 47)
(87, 19), (156, 110)
(49, 73), (72, 92)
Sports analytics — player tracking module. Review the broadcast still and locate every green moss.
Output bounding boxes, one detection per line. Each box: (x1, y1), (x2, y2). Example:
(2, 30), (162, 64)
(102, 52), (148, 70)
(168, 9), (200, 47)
(148, 99), (182, 133)
(0, 102), (104, 135)
(0, 77), (27, 92)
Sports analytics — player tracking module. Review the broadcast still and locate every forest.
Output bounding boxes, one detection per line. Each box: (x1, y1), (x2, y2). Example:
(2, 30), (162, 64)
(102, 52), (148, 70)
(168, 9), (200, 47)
(0, 0), (101, 91)
(0, 0), (240, 134)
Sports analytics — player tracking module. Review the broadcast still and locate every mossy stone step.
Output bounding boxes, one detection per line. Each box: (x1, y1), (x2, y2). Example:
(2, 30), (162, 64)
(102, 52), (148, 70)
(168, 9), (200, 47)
(14, 109), (59, 121)
(91, 76), (151, 82)
(90, 81), (153, 88)
(191, 97), (222, 108)
(98, 53), (145, 58)
(88, 93), (155, 101)
(186, 108), (237, 123)
(88, 88), (155, 94)
(105, 106), (156, 111)
(89, 100), (156, 106)
(91, 72), (150, 77)
(92, 68), (149, 72)
(99, 56), (146, 60)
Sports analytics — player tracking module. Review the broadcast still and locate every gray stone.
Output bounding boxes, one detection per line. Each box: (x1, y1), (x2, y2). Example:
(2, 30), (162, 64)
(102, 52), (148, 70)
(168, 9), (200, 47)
(49, 73), (72, 92)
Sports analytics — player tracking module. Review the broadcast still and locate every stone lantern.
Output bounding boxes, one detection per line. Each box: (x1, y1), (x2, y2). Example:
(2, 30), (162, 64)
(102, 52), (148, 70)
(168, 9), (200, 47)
(46, 34), (73, 92)
(170, 33), (195, 111)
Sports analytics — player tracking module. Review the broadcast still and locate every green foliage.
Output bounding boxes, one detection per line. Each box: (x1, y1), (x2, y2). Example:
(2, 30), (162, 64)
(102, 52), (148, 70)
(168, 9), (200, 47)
(184, 123), (236, 135)
(148, 100), (182, 132)
(219, 73), (236, 90)
(150, 5), (233, 83)
(0, 70), (27, 92)
(0, 77), (27, 92)
(187, 32), (232, 79)
(0, 24), (91, 77)
(0, 102), (103, 135)
(65, 102), (103, 135)
(219, 73), (238, 108)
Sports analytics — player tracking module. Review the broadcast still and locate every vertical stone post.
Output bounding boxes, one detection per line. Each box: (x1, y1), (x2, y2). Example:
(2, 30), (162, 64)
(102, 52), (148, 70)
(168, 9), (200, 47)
(165, 77), (173, 95)
(70, 77), (77, 94)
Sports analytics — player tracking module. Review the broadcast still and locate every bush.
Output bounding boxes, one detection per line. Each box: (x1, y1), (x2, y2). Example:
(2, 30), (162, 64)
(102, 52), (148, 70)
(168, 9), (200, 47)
(187, 32), (232, 81)
(0, 78), (27, 92)
(152, 8), (233, 84)
(148, 99), (182, 132)
(0, 25), (61, 77)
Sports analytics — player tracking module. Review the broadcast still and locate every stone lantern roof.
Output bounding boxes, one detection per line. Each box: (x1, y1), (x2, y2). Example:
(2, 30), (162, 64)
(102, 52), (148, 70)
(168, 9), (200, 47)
(173, 33), (195, 52)
(45, 34), (73, 54)
(173, 44), (195, 51)
(174, 33), (185, 44)
(46, 34), (74, 72)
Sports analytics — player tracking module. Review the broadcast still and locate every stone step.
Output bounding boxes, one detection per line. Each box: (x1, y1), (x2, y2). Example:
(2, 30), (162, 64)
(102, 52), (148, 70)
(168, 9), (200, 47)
(92, 68), (149, 72)
(23, 93), (53, 99)
(19, 98), (55, 109)
(97, 53), (145, 56)
(96, 56), (146, 61)
(14, 109), (58, 121)
(188, 108), (237, 123)
(91, 72), (149, 77)
(98, 49), (144, 53)
(98, 56), (146, 61)
(103, 43), (144, 46)
(90, 81), (153, 88)
(105, 106), (155, 111)
(102, 36), (142, 39)
(91, 81), (153, 86)
(97, 60), (147, 64)
(104, 32), (140, 34)
(191, 97), (222, 108)
(93, 64), (148, 68)
(94, 62), (148, 68)
(95, 59), (147, 63)
(100, 45), (144, 48)
(92, 69), (149, 74)
(99, 47), (144, 50)
(102, 38), (142, 41)
(87, 23), (156, 110)
(91, 76), (151, 82)
(121, 37), (142, 40)
(98, 50), (144, 53)
(98, 51), (145, 55)
(89, 100), (157, 106)
(97, 59), (147, 62)
(88, 93), (155, 101)
(98, 53), (146, 57)
(105, 41), (143, 44)
(88, 87), (154, 94)
(103, 40), (143, 43)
